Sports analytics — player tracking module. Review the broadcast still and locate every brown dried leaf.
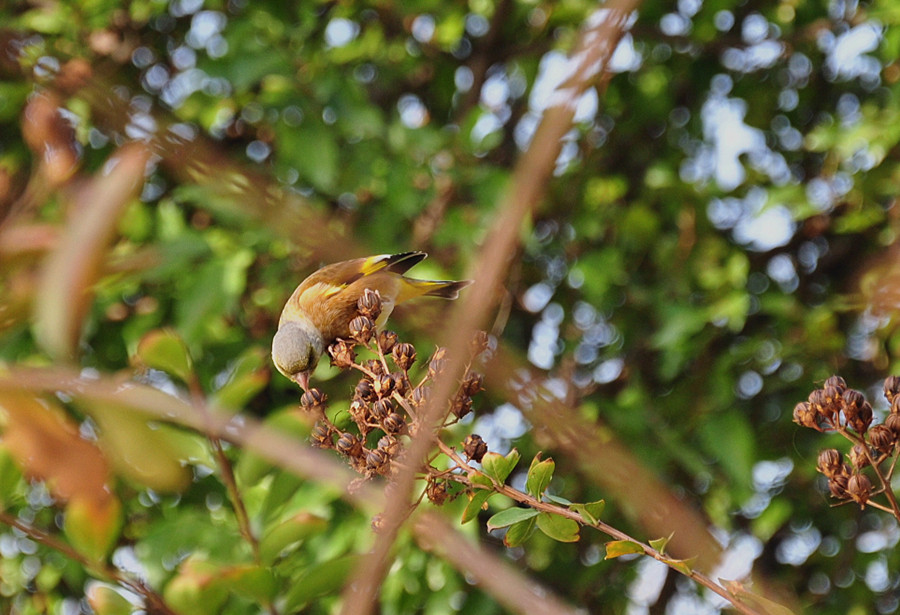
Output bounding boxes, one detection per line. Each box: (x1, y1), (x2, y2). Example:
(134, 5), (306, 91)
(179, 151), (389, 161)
(34, 143), (151, 360)
(0, 391), (110, 503)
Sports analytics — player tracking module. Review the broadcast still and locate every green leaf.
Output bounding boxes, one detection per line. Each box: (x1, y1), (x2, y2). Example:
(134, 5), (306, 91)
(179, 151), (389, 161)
(163, 557), (230, 615)
(282, 556), (359, 612)
(0, 445), (24, 506)
(525, 453), (555, 499)
(461, 488), (495, 524)
(64, 495), (123, 562)
(604, 540), (644, 559)
(486, 507), (540, 530)
(649, 533), (673, 555)
(545, 494), (572, 505)
(87, 585), (134, 615)
(225, 566), (277, 602)
(570, 500), (605, 525)
(535, 512), (580, 543)
(503, 517), (537, 547)
(480, 448), (520, 484)
(259, 512), (328, 565)
(698, 410), (756, 498)
(80, 400), (194, 493)
(211, 347), (270, 410)
(134, 328), (194, 384)
(664, 556), (696, 577)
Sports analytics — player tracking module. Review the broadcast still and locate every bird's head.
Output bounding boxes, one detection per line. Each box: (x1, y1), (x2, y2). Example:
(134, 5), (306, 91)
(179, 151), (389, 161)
(271, 319), (325, 391)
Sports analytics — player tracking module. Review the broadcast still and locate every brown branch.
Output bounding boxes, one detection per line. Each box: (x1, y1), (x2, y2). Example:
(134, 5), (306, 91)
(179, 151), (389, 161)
(0, 509), (177, 615)
(413, 512), (582, 615)
(0, 367), (381, 512)
(187, 374), (261, 564)
(432, 441), (776, 615)
(338, 3), (643, 613)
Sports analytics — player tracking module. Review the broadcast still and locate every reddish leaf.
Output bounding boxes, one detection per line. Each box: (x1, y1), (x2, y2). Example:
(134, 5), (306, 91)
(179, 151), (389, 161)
(34, 143), (151, 360)
(0, 391), (110, 503)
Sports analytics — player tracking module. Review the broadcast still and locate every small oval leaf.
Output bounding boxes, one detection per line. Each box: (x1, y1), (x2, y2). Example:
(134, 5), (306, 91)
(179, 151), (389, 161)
(649, 533), (673, 555)
(605, 540), (644, 559)
(535, 512), (580, 543)
(134, 328), (194, 384)
(525, 454), (555, 499)
(481, 448), (519, 484)
(486, 507), (540, 530)
(503, 517), (536, 547)
(461, 488), (494, 524)
(64, 494), (123, 562)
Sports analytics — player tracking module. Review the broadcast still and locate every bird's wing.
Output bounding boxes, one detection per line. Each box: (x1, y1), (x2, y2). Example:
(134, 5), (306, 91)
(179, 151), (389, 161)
(296, 252), (426, 299)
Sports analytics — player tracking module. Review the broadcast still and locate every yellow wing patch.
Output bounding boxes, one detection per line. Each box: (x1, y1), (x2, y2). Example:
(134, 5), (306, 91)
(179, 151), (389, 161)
(358, 254), (393, 276)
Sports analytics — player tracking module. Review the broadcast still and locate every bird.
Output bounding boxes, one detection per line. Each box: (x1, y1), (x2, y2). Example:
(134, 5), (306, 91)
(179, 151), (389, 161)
(272, 251), (471, 390)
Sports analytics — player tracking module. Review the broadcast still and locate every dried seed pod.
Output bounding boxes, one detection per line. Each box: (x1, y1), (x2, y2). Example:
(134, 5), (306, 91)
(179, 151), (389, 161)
(451, 393), (473, 419)
(382, 412), (405, 434)
(462, 371), (484, 396)
(793, 402), (820, 429)
(816, 448), (843, 478)
(843, 389), (873, 434)
(842, 388), (866, 412)
(428, 347), (447, 377)
(847, 472), (873, 506)
(357, 288), (383, 320)
(463, 434), (488, 462)
(824, 375), (846, 393)
(329, 340), (356, 368)
(378, 330), (398, 354)
(411, 385), (431, 407)
(301, 388), (327, 411)
(355, 379), (376, 402)
(311, 422), (334, 448)
(829, 473), (849, 499)
(366, 448), (390, 474)
(392, 343), (417, 371)
(361, 359), (384, 378)
(885, 412), (900, 438)
(373, 373), (395, 398)
(849, 444), (870, 469)
(425, 479), (448, 505)
(371, 398), (394, 421)
(869, 424), (896, 455)
(349, 315), (376, 344)
(820, 386), (843, 421)
(891, 396), (900, 415)
(471, 330), (490, 356)
(336, 432), (362, 458)
(391, 372), (409, 396)
(377, 435), (401, 457)
(349, 399), (370, 426)
(884, 375), (900, 404)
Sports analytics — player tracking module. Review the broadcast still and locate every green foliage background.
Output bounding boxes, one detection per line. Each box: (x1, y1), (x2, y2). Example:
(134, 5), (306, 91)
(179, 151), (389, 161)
(2, 0), (900, 613)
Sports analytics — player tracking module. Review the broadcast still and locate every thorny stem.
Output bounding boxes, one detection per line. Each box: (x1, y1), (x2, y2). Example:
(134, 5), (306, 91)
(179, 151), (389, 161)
(432, 440), (766, 615)
(0, 508), (178, 615)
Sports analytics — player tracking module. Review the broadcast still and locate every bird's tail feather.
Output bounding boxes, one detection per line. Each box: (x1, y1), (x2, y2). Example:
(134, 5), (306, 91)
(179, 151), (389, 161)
(401, 278), (473, 300)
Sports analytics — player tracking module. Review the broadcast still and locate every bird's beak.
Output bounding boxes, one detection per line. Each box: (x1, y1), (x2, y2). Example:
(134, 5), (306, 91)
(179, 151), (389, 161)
(293, 371), (310, 392)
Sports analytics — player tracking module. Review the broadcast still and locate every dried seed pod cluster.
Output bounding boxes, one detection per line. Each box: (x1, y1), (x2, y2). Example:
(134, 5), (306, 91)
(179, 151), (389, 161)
(297, 288), (491, 483)
(795, 375), (900, 510)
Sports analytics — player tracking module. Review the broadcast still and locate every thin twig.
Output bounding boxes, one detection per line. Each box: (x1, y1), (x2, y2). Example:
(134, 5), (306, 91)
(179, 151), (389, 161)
(431, 441), (768, 615)
(0, 509), (177, 615)
(187, 375), (261, 562)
